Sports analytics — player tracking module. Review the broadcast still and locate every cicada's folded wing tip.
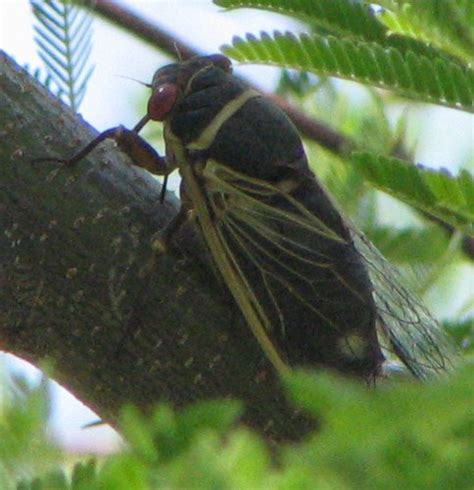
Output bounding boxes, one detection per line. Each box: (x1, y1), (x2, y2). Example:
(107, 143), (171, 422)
(381, 361), (410, 378)
(352, 232), (457, 381)
(379, 320), (458, 381)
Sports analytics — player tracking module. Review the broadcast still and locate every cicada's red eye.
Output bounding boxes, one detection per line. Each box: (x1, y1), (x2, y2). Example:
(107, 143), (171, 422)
(147, 83), (178, 121)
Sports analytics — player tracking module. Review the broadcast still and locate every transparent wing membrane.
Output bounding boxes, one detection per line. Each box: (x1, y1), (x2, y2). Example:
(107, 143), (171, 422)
(352, 234), (456, 379)
(200, 161), (456, 379)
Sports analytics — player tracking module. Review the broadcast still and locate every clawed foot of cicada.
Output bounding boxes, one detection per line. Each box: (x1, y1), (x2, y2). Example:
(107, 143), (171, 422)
(138, 206), (193, 279)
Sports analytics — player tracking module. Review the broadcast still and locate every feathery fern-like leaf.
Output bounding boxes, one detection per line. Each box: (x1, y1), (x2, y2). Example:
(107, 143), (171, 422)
(30, 0), (94, 111)
(215, 0), (385, 40)
(222, 32), (474, 112)
(352, 152), (474, 236)
(374, 0), (474, 64)
(214, 0), (464, 63)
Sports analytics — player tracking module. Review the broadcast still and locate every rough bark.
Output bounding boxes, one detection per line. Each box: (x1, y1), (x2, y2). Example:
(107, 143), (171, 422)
(0, 52), (313, 441)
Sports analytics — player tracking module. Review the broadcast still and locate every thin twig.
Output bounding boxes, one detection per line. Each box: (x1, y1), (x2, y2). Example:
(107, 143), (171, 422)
(94, 0), (199, 61)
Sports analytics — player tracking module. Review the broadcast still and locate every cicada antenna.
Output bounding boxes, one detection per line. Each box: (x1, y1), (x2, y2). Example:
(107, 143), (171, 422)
(173, 42), (183, 61)
(113, 74), (151, 88)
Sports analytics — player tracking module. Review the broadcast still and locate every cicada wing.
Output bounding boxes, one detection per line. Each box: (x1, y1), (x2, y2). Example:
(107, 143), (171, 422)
(351, 232), (457, 379)
(203, 161), (385, 378)
(179, 160), (291, 375)
(202, 161), (455, 379)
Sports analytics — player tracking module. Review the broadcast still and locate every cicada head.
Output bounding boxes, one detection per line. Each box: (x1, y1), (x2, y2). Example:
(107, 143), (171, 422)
(147, 54), (233, 122)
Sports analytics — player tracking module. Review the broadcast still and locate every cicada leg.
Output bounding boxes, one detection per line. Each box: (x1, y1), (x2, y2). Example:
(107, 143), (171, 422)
(34, 123), (166, 171)
(139, 206), (192, 277)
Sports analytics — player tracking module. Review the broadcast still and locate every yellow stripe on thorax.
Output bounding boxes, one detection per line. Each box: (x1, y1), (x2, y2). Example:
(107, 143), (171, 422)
(186, 89), (260, 151)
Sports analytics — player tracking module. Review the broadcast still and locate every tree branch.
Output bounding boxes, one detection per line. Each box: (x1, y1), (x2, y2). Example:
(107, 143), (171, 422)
(0, 52), (312, 442)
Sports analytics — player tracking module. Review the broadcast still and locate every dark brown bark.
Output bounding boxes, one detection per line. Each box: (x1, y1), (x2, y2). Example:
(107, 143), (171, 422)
(0, 52), (313, 441)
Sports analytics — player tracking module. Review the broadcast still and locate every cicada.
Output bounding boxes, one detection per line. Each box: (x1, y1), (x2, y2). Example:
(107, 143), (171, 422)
(43, 54), (455, 381)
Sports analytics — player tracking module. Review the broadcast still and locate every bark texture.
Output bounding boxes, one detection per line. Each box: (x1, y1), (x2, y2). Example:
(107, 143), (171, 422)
(0, 52), (313, 441)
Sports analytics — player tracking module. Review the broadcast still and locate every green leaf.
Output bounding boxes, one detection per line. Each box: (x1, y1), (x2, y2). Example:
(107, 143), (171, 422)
(71, 459), (98, 490)
(215, 0), (386, 41)
(218, 430), (270, 488)
(284, 366), (474, 488)
(374, 0), (474, 64)
(367, 226), (450, 264)
(222, 32), (474, 112)
(27, 471), (69, 490)
(30, 0), (95, 111)
(119, 400), (242, 465)
(178, 399), (242, 438)
(445, 318), (474, 355)
(120, 404), (162, 463)
(97, 454), (148, 490)
(0, 375), (59, 484)
(352, 152), (474, 235)
(215, 0), (461, 62)
(6, 369), (474, 489)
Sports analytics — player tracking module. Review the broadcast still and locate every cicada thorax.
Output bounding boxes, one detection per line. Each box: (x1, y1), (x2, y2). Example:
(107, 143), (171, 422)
(153, 55), (385, 379)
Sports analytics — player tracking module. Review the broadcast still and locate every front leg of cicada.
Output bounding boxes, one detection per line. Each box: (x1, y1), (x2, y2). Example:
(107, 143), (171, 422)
(33, 116), (168, 174)
(33, 112), (185, 241)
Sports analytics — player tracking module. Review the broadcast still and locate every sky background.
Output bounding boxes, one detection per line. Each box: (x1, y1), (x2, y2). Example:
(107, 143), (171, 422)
(1, 0), (473, 453)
